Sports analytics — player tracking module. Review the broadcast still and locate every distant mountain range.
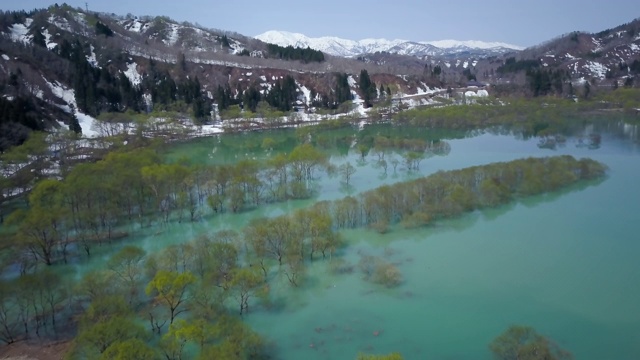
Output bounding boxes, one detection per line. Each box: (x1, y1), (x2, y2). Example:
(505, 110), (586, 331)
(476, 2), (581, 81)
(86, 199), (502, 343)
(255, 30), (524, 58)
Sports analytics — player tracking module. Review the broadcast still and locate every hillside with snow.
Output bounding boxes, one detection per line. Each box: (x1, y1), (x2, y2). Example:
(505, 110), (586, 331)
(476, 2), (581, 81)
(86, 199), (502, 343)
(255, 30), (524, 58)
(0, 5), (638, 147)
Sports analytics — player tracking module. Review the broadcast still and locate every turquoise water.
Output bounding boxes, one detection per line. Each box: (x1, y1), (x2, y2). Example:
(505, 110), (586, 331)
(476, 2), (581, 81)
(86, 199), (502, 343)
(241, 121), (640, 359)
(65, 120), (640, 358)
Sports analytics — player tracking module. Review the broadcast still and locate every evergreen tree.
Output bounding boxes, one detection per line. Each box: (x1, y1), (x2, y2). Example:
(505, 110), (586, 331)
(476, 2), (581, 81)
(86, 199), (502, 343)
(242, 85), (261, 112)
(216, 85), (231, 112)
(32, 29), (46, 47)
(220, 35), (231, 48)
(266, 75), (297, 111)
(359, 69), (377, 107)
(95, 21), (114, 37)
(334, 73), (352, 106)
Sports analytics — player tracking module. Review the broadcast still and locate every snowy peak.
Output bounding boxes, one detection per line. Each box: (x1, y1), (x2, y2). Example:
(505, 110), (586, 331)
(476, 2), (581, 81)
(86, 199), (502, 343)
(255, 30), (523, 58)
(424, 39), (524, 50)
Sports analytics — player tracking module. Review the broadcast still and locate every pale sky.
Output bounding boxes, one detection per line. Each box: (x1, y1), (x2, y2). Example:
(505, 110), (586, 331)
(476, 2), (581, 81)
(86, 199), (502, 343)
(3, 0), (638, 47)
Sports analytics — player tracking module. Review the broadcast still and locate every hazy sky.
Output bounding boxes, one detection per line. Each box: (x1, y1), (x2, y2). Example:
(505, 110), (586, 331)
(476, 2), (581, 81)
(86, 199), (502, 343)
(3, 0), (638, 47)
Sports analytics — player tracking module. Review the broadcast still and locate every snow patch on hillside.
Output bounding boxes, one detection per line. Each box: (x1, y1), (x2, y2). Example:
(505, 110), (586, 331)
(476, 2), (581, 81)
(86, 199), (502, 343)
(9, 19), (33, 44)
(42, 28), (57, 50)
(165, 23), (180, 46)
(127, 20), (143, 32)
(48, 15), (71, 32)
(121, 19), (151, 33)
(347, 75), (357, 88)
(86, 45), (99, 67)
(1, 54), (9, 61)
(350, 90), (367, 117)
(584, 61), (608, 78)
(591, 37), (603, 52)
(124, 62), (142, 86)
(44, 78), (99, 137)
(298, 83), (311, 106)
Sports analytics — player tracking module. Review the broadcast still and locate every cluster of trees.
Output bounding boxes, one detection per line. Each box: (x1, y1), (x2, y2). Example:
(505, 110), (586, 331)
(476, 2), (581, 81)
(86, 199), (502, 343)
(215, 75), (298, 117)
(0, 145), (604, 357)
(392, 92), (640, 135)
(266, 44), (325, 63)
(54, 38), (144, 119)
(497, 57), (540, 74)
(94, 21), (114, 37)
(215, 84), (236, 114)
(334, 73), (353, 105)
(4, 143), (331, 270)
(264, 75), (298, 112)
(144, 67), (211, 122)
(0, 96), (45, 151)
(526, 69), (570, 97)
(0, 233), (272, 358)
(306, 155), (605, 234)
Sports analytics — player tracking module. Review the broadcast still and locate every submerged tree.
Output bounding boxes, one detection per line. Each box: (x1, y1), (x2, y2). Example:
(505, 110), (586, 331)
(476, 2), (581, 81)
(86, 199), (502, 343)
(490, 325), (573, 360)
(146, 270), (196, 325)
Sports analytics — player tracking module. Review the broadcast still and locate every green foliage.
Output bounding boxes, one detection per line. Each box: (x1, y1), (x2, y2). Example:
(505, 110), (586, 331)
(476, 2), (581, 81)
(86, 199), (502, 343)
(145, 270), (196, 324)
(227, 267), (267, 315)
(101, 338), (158, 360)
(390, 96), (622, 134)
(107, 245), (146, 302)
(199, 316), (267, 359)
(71, 296), (147, 358)
(70, 316), (148, 357)
(328, 155), (605, 232)
(9, 178), (69, 265)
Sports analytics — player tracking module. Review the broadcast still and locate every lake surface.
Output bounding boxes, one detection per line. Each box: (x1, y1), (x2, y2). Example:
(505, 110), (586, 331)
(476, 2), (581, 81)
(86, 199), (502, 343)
(95, 119), (640, 358)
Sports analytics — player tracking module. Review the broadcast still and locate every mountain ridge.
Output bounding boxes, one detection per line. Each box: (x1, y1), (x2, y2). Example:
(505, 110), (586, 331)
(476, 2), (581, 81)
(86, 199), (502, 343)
(255, 30), (524, 58)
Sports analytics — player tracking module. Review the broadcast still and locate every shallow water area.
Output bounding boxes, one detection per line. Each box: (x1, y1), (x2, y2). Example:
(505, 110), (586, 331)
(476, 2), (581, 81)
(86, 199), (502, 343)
(24, 120), (640, 359)
(236, 121), (640, 359)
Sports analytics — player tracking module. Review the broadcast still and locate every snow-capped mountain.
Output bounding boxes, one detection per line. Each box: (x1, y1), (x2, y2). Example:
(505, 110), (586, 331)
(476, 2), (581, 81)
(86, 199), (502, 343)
(255, 30), (524, 58)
